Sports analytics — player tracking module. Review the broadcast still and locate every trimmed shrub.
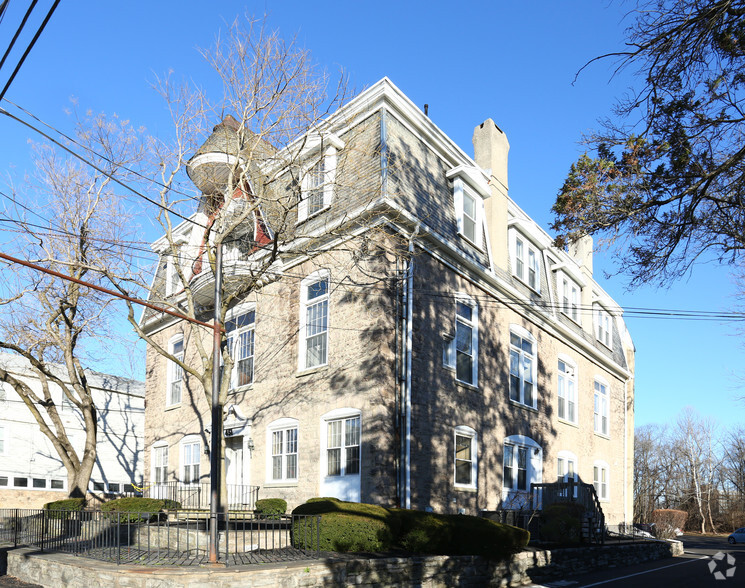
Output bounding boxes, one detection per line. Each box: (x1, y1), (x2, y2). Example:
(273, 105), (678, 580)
(43, 498), (86, 520)
(540, 502), (585, 545)
(651, 509), (687, 539)
(44, 498), (86, 512)
(291, 498), (529, 558)
(255, 498), (287, 518)
(100, 497), (181, 522)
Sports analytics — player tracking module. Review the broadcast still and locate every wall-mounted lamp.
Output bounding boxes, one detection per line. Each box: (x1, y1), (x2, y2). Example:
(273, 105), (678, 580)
(247, 438), (255, 451)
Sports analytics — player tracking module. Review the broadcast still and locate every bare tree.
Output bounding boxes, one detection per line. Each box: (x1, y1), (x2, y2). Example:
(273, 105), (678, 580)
(0, 111), (146, 497)
(110, 16), (400, 507)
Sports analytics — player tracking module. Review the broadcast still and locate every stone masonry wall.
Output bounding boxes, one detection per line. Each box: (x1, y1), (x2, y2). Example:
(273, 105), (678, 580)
(6, 540), (683, 588)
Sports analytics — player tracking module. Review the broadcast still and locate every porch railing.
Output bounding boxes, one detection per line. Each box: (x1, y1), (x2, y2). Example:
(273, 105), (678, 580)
(531, 480), (606, 543)
(142, 482), (260, 511)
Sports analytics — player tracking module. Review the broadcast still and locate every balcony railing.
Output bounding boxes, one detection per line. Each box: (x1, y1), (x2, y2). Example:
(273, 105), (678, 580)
(143, 482), (260, 511)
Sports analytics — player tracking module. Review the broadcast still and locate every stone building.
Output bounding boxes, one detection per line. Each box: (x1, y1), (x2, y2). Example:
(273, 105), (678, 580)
(141, 78), (634, 524)
(0, 353), (144, 508)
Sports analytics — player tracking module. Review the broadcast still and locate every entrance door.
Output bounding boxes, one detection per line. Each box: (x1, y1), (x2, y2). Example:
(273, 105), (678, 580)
(225, 436), (250, 508)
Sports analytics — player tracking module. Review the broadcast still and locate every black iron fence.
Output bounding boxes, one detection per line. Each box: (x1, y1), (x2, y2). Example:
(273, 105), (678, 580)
(142, 482), (260, 511)
(0, 508), (320, 566)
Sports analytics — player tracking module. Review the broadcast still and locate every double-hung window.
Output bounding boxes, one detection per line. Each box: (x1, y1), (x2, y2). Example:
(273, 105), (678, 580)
(593, 461), (609, 501)
(557, 450), (578, 498)
(326, 415), (360, 477)
(270, 422), (298, 482)
(298, 137), (341, 222)
(153, 445), (168, 485)
(181, 440), (200, 484)
(558, 272), (580, 322)
(454, 426), (477, 488)
(167, 337), (184, 406)
(596, 306), (612, 347)
(503, 443), (528, 491)
(301, 273), (329, 370)
(512, 233), (541, 291)
(557, 358), (577, 423)
(445, 296), (479, 386)
(594, 378), (609, 436)
(226, 309), (255, 388)
(509, 328), (536, 408)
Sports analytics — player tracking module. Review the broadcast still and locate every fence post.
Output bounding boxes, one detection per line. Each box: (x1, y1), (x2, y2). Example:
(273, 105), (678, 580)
(13, 508), (18, 547)
(40, 509), (46, 553)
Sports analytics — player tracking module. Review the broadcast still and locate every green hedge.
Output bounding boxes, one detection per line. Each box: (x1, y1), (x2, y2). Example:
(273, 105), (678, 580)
(43, 498), (86, 519)
(100, 497), (181, 522)
(292, 498), (528, 558)
(43, 498), (86, 512)
(255, 498), (287, 518)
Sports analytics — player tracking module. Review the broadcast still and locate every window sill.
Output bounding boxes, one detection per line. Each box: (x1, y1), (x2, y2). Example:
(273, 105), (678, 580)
(594, 432), (611, 440)
(560, 312), (581, 325)
(296, 204), (331, 226)
(296, 365), (329, 378)
(455, 379), (479, 392)
(596, 338), (613, 351)
(228, 383), (253, 395)
(264, 481), (298, 488)
(164, 404), (181, 412)
(457, 231), (484, 252)
(558, 417), (579, 428)
(512, 275), (541, 296)
(509, 399), (538, 413)
(454, 485), (477, 493)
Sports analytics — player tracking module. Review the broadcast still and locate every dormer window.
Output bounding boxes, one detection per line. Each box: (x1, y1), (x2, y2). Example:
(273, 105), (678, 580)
(297, 134), (344, 223)
(510, 230), (541, 292)
(446, 165), (490, 250)
(596, 306), (613, 348)
(558, 272), (580, 323)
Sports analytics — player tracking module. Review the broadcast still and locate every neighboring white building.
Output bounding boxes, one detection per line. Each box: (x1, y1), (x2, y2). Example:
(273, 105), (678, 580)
(0, 353), (144, 508)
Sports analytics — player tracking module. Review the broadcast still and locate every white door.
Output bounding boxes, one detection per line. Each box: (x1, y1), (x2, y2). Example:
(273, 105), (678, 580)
(225, 436), (251, 507)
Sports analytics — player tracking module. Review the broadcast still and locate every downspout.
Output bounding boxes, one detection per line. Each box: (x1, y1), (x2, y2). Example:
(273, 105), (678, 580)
(624, 378), (629, 523)
(404, 224), (420, 509)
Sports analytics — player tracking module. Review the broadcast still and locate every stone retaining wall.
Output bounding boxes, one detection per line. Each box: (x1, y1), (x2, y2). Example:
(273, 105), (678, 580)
(6, 539), (683, 587)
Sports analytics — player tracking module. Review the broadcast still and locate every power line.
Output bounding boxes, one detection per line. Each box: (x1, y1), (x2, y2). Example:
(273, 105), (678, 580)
(0, 0), (37, 77)
(1, 98), (203, 205)
(0, 107), (208, 229)
(0, 0), (60, 103)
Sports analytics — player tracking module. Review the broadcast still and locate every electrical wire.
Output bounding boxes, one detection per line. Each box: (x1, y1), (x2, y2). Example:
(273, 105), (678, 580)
(0, 0), (37, 76)
(0, 0), (60, 103)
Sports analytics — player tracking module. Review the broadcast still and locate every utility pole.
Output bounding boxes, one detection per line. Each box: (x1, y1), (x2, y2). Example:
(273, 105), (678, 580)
(209, 243), (223, 564)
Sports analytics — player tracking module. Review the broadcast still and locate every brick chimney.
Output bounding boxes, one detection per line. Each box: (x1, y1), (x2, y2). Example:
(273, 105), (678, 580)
(473, 119), (509, 271)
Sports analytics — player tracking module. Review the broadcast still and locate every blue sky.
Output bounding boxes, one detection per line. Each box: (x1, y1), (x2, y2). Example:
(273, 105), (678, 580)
(1, 0), (743, 430)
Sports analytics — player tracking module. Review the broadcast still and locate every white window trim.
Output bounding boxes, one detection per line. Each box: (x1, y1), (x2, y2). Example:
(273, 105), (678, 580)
(0, 423), (5, 455)
(593, 376), (610, 437)
(266, 417), (299, 484)
(226, 304), (256, 390)
(502, 435), (543, 503)
(320, 408), (361, 481)
(557, 354), (578, 425)
(152, 442), (169, 486)
(180, 436), (201, 486)
(452, 177), (484, 248)
(444, 294), (479, 386)
(557, 271), (580, 323)
(557, 450), (579, 498)
(593, 460), (610, 502)
(299, 270), (330, 371)
(166, 335), (184, 407)
(298, 143), (339, 223)
(509, 228), (541, 292)
(453, 425), (478, 489)
(596, 304), (613, 349)
(509, 325), (537, 409)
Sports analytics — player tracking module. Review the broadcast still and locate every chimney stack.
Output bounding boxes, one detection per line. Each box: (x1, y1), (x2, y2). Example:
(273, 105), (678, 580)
(473, 119), (509, 271)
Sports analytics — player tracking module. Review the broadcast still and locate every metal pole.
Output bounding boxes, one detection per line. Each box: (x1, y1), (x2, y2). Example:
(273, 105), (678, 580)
(209, 243), (223, 564)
